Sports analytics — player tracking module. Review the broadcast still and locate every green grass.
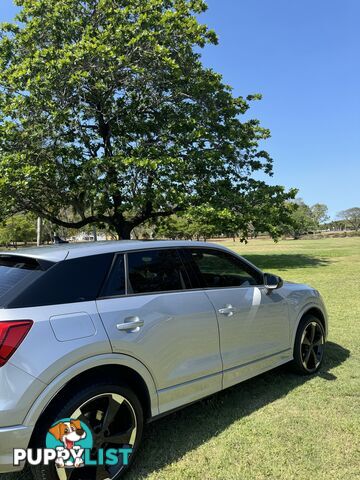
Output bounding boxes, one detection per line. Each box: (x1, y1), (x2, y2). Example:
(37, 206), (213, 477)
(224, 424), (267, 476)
(2, 237), (359, 480)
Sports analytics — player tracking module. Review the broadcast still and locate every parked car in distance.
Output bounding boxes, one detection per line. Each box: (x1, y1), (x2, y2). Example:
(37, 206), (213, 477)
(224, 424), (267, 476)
(0, 240), (328, 480)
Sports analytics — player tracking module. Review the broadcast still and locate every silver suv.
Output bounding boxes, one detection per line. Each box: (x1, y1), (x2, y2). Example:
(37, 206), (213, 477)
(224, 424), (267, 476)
(0, 241), (327, 480)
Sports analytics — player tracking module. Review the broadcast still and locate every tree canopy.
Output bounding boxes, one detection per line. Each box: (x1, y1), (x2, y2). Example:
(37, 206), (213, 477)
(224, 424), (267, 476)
(337, 207), (360, 231)
(280, 199), (321, 239)
(0, 0), (295, 239)
(0, 213), (36, 246)
(156, 201), (296, 241)
(310, 203), (329, 226)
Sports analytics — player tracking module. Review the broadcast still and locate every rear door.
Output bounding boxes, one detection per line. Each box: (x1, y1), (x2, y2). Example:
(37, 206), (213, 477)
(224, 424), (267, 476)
(96, 248), (223, 413)
(182, 247), (290, 388)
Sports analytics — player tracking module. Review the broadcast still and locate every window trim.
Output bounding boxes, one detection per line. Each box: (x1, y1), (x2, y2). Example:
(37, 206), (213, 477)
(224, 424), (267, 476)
(98, 247), (192, 300)
(180, 246), (264, 291)
(97, 246), (265, 301)
(98, 252), (127, 298)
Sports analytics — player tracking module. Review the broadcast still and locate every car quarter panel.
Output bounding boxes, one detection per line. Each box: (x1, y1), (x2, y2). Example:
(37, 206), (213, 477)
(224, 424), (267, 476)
(0, 362), (46, 426)
(0, 424), (34, 473)
(22, 353), (160, 428)
(0, 301), (112, 384)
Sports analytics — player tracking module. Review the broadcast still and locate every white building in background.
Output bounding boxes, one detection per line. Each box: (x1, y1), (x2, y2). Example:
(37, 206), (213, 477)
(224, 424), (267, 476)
(70, 231), (108, 242)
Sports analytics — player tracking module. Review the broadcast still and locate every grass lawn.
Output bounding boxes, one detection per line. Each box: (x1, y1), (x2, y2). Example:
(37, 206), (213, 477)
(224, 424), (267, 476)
(2, 237), (359, 480)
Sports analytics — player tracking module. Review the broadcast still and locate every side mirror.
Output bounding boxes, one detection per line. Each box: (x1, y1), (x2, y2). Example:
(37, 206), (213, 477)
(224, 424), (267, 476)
(264, 273), (283, 291)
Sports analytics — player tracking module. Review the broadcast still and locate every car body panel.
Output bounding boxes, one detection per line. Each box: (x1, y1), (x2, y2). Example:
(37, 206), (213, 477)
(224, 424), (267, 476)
(0, 301), (111, 383)
(96, 290), (223, 411)
(157, 370), (223, 414)
(223, 348), (293, 389)
(204, 285), (291, 388)
(22, 353), (159, 429)
(0, 424), (33, 473)
(0, 362), (46, 426)
(281, 282), (328, 340)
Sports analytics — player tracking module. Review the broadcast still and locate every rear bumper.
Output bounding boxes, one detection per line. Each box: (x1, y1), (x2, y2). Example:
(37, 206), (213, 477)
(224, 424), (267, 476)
(0, 424), (34, 473)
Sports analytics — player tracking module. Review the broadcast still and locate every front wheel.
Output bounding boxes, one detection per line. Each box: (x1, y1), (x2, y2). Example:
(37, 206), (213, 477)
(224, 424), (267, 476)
(292, 314), (325, 375)
(31, 381), (143, 480)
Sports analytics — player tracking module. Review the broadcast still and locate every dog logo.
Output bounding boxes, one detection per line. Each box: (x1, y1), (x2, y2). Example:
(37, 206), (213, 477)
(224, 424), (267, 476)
(46, 418), (93, 469)
(15, 416), (132, 469)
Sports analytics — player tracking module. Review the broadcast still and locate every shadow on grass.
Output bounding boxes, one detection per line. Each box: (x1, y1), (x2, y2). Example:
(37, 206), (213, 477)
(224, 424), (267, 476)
(127, 341), (349, 479)
(243, 254), (331, 271)
(0, 343), (349, 480)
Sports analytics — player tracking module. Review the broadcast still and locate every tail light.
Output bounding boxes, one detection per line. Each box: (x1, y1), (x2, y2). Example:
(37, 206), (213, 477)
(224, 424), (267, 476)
(0, 320), (33, 367)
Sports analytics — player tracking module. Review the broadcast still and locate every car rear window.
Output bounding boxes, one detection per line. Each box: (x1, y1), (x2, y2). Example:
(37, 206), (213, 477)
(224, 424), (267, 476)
(0, 255), (51, 307)
(6, 253), (114, 308)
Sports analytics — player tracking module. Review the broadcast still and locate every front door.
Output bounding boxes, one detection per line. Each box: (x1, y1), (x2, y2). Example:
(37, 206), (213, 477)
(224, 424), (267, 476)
(183, 247), (290, 388)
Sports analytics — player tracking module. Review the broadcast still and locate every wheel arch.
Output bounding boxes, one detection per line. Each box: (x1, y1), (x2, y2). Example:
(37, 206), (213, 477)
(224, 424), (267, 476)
(48, 364), (152, 418)
(302, 307), (327, 335)
(23, 354), (159, 433)
(293, 304), (328, 348)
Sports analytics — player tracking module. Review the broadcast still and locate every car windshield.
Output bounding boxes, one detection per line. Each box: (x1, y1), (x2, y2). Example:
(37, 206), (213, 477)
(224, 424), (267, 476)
(0, 255), (51, 307)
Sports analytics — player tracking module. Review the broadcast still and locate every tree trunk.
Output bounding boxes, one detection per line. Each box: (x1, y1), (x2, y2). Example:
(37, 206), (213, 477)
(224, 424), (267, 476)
(92, 224), (97, 242)
(114, 222), (133, 240)
(37, 217), (42, 246)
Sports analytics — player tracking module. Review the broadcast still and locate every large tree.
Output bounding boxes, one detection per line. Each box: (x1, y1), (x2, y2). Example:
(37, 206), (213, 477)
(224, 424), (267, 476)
(0, 0), (295, 239)
(337, 207), (360, 231)
(281, 199), (317, 239)
(311, 203), (329, 227)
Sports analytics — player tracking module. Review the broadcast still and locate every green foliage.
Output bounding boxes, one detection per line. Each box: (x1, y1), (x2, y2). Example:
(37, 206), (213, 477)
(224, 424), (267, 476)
(0, 0), (295, 238)
(156, 200), (296, 241)
(0, 213), (36, 245)
(156, 206), (220, 240)
(337, 207), (360, 231)
(311, 203), (329, 226)
(281, 199), (318, 239)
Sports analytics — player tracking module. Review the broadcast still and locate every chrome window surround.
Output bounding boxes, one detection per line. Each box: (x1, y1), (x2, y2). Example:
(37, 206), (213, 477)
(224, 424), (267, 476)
(98, 246), (266, 301)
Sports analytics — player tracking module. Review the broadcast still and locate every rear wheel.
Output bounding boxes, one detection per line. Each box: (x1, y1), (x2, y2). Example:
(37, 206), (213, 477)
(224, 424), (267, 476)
(31, 381), (143, 480)
(292, 314), (325, 374)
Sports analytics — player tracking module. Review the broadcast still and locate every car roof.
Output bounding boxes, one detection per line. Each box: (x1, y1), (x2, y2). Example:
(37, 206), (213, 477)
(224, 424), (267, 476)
(0, 240), (230, 263)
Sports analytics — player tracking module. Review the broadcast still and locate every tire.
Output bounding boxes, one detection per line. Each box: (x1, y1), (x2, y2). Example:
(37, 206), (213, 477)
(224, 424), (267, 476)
(31, 381), (143, 480)
(292, 314), (326, 375)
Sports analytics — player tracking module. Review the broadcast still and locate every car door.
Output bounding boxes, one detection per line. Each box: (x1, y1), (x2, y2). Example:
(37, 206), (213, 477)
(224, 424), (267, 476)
(182, 247), (291, 388)
(96, 248), (223, 413)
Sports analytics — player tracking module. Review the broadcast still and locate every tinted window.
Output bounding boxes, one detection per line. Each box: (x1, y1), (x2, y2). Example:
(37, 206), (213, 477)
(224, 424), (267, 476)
(0, 255), (51, 307)
(101, 254), (126, 297)
(189, 248), (262, 288)
(127, 249), (190, 294)
(7, 253), (113, 308)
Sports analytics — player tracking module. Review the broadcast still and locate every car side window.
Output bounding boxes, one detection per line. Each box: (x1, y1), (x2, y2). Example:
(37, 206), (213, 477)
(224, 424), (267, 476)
(7, 253), (114, 308)
(101, 254), (126, 297)
(127, 249), (190, 294)
(188, 248), (262, 288)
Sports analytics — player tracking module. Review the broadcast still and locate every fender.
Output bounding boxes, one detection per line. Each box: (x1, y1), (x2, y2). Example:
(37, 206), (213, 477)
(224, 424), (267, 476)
(23, 353), (159, 428)
(291, 301), (328, 347)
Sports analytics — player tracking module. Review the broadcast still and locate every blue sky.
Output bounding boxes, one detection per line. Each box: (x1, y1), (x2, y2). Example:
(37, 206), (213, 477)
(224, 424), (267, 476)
(1, 0), (359, 218)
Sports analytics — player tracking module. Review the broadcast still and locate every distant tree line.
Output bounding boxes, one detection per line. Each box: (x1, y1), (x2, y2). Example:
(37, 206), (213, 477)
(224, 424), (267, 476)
(0, 204), (358, 246)
(335, 207), (360, 231)
(153, 200), (331, 241)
